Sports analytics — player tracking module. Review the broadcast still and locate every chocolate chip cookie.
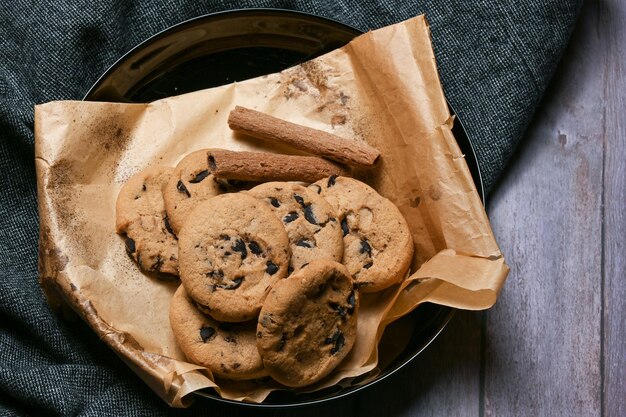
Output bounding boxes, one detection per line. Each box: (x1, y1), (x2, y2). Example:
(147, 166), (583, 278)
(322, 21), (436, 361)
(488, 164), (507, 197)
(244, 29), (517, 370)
(256, 260), (358, 387)
(178, 193), (290, 322)
(169, 285), (267, 380)
(115, 165), (178, 278)
(310, 176), (413, 292)
(247, 182), (343, 272)
(162, 149), (223, 236)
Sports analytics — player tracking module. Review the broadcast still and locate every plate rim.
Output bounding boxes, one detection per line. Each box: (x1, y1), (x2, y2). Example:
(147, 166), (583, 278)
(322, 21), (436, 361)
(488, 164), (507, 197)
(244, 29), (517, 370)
(83, 7), (486, 407)
(83, 8), (362, 101)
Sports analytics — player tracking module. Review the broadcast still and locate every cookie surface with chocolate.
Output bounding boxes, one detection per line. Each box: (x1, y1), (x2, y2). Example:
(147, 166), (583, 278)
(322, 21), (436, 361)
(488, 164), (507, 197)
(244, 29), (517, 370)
(247, 182), (343, 272)
(169, 285), (267, 380)
(256, 260), (358, 387)
(178, 193), (290, 322)
(311, 176), (413, 292)
(162, 149), (223, 236)
(115, 165), (178, 278)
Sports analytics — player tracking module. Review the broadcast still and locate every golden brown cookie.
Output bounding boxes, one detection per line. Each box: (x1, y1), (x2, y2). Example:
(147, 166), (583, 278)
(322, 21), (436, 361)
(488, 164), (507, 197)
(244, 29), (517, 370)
(162, 149), (223, 236)
(256, 260), (358, 387)
(169, 285), (267, 380)
(115, 165), (178, 278)
(178, 193), (290, 322)
(310, 176), (413, 292)
(246, 182), (343, 272)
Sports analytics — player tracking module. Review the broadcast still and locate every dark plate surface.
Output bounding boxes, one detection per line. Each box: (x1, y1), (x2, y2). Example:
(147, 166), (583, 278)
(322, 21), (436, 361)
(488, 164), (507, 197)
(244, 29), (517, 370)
(85, 8), (484, 408)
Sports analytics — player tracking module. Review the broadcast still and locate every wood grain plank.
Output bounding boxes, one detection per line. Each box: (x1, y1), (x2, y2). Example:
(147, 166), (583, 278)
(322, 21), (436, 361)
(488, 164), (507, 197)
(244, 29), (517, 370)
(356, 311), (482, 417)
(485, 1), (604, 415)
(601, 0), (626, 415)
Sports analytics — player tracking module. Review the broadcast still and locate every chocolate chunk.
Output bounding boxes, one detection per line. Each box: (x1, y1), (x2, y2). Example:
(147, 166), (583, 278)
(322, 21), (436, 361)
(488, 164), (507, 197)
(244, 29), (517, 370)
(327, 175), (337, 187)
(329, 302), (347, 317)
(266, 261), (279, 275)
(359, 239), (372, 256)
(176, 180), (191, 197)
(248, 241), (263, 255)
(200, 326), (217, 342)
(220, 234), (231, 241)
(293, 194), (306, 207)
(303, 205), (318, 225)
(141, 183), (147, 192)
(347, 290), (356, 314)
(207, 155), (217, 170)
(231, 276), (244, 289)
(296, 238), (313, 248)
(218, 276), (243, 290)
(341, 218), (349, 236)
(206, 269), (224, 279)
(331, 332), (345, 354)
(164, 216), (174, 235)
(363, 261), (373, 269)
(232, 239), (247, 260)
(125, 237), (136, 254)
(189, 169), (209, 183)
(324, 329), (345, 355)
(283, 211), (299, 223)
(270, 197), (280, 208)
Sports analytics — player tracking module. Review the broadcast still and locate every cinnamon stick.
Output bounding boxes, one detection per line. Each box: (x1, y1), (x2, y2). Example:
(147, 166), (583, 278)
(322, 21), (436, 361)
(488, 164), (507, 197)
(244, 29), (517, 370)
(228, 106), (380, 167)
(207, 149), (351, 183)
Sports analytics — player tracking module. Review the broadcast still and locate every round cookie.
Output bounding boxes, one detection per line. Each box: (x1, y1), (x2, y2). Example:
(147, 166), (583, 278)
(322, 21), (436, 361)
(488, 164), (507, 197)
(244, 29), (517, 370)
(115, 165), (178, 278)
(247, 182), (343, 272)
(169, 285), (267, 380)
(178, 193), (290, 322)
(163, 149), (223, 236)
(256, 260), (358, 388)
(310, 176), (413, 292)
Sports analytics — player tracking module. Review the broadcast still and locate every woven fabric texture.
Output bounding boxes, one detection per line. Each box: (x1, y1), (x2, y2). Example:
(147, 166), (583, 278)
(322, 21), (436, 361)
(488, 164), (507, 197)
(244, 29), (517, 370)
(0, 1), (580, 415)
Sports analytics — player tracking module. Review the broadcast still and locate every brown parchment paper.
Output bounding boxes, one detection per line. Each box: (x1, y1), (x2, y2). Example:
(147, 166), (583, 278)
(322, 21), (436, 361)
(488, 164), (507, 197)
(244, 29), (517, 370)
(34, 15), (509, 406)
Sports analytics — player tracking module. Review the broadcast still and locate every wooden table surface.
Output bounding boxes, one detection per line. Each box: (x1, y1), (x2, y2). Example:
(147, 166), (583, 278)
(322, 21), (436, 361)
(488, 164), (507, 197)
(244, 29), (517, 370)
(201, 1), (624, 416)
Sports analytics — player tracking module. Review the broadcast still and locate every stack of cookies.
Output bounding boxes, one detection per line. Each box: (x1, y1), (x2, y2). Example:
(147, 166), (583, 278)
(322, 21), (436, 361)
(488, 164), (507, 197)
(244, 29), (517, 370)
(115, 107), (414, 389)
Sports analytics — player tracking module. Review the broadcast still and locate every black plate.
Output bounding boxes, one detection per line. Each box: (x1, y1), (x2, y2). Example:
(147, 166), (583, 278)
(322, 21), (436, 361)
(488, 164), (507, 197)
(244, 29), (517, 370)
(85, 8), (484, 408)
